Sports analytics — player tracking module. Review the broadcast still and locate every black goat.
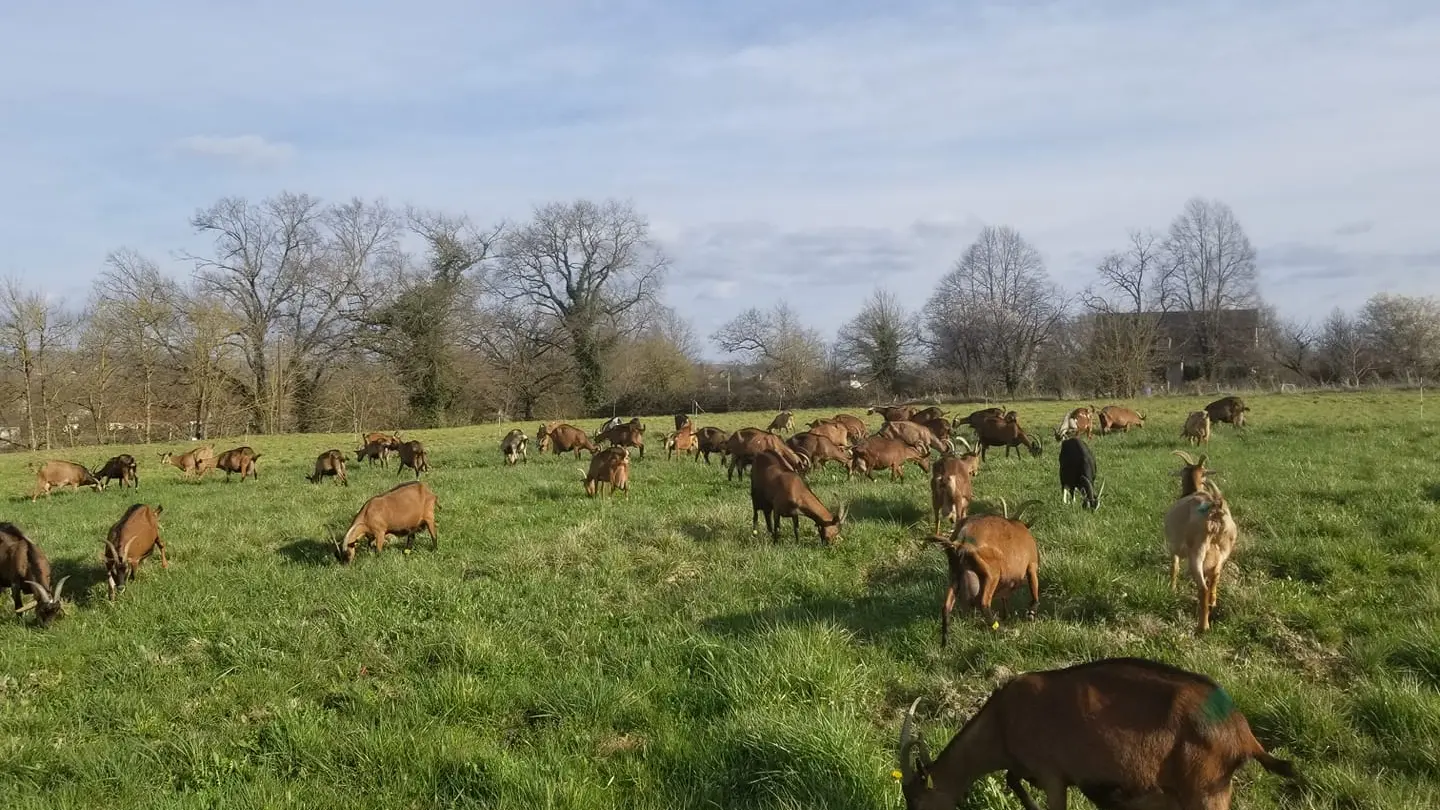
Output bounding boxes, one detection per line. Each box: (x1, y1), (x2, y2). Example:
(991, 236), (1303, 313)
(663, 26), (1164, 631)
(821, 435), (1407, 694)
(1058, 437), (1103, 509)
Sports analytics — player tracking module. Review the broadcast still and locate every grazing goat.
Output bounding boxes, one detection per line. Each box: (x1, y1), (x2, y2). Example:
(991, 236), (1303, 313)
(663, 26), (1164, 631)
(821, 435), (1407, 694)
(878, 419), (951, 454)
(1172, 450), (1212, 497)
(596, 418), (646, 460)
(160, 445), (216, 478)
(931, 503), (1041, 644)
(396, 440), (429, 478)
(971, 414), (1042, 460)
(665, 425), (698, 460)
(1052, 406), (1095, 441)
(538, 423), (599, 458)
(1182, 409), (1212, 446)
(909, 406), (946, 424)
(501, 429), (529, 465)
(0, 523), (67, 625)
(1206, 395), (1250, 429)
(673, 413), (694, 432)
(695, 426), (729, 465)
(103, 503), (167, 600)
(309, 449), (349, 486)
(868, 404), (915, 422)
(596, 415), (624, 436)
(584, 446), (631, 497)
(953, 406), (1005, 432)
(1058, 437), (1103, 509)
(334, 481), (439, 564)
(929, 437), (979, 534)
(828, 413), (868, 445)
(362, 431), (401, 449)
(1166, 480), (1239, 633)
(214, 446), (261, 482)
(787, 431), (851, 473)
(726, 429), (807, 481)
(766, 410), (795, 433)
(1099, 405), (1145, 434)
(850, 436), (932, 481)
(30, 459), (102, 501)
(749, 450), (846, 544)
(95, 454), (139, 489)
(804, 418), (851, 449)
(896, 657), (1299, 809)
(355, 440), (389, 468)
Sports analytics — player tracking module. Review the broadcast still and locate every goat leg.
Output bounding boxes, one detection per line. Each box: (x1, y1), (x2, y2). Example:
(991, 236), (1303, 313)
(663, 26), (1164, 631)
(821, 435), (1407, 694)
(1003, 773), (1045, 810)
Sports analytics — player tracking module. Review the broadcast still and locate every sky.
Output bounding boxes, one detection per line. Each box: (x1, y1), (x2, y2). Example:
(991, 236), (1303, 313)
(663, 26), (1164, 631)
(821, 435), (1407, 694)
(2, 0), (1438, 358)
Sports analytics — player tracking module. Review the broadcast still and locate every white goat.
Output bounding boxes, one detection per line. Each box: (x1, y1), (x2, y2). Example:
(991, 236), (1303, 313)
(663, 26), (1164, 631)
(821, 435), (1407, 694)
(1164, 480), (1238, 633)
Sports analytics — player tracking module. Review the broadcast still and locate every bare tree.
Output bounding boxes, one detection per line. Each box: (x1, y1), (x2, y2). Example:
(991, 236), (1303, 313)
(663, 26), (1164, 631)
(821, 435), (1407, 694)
(1078, 230), (1166, 396)
(835, 288), (920, 398)
(1317, 308), (1374, 386)
(492, 199), (668, 411)
(711, 302), (828, 403)
(1093, 229), (1162, 314)
(94, 248), (181, 442)
(0, 278), (74, 449)
(1154, 197), (1260, 378)
(467, 303), (569, 421)
(1261, 308), (1317, 383)
(1360, 293), (1440, 382)
(167, 292), (238, 440)
(924, 225), (1067, 396)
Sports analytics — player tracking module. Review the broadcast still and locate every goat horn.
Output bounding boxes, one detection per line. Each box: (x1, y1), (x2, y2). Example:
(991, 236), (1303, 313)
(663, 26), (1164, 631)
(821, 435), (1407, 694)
(898, 697), (924, 778)
(51, 576), (68, 602)
(15, 599), (37, 614)
(952, 435), (972, 452)
(1170, 450), (1197, 465)
(25, 580), (51, 603)
(1197, 454), (1208, 467)
(999, 497), (1009, 519)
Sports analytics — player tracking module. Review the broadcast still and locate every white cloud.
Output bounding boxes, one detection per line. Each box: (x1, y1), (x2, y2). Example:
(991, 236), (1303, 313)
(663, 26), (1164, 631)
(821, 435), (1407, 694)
(173, 135), (296, 166)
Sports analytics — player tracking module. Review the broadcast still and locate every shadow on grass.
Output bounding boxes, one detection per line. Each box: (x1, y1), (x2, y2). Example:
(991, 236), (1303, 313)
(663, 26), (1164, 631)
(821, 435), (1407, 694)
(47, 558), (111, 607)
(1425, 484), (1440, 503)
(842, 493), (926, 526)
(278, 538), (338, 566)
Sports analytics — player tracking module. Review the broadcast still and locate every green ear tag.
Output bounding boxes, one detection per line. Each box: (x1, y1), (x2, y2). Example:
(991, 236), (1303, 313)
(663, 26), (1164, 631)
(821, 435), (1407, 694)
(1196, 502), (1212, 515)
(925, 774), (934, 790)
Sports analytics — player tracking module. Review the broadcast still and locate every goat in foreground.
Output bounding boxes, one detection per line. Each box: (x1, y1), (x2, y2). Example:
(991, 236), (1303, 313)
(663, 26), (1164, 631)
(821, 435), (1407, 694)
(897, 657), (1299, 809)
(103, 503), (167, 600)
(929, 437), (978, 533)
(1058, 437), (1103, 509)
(750, 450), (846, 545)
(930, 500), (1041, 645)
(0, 523), (67, 625)
(334, 481), (439, 564)
(584, 446), (631, 497)
(1166, 479), (1239, 633)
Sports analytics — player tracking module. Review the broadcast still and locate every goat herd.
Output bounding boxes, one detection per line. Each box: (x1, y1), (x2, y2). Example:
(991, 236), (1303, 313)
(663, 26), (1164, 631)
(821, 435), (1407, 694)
(1, 397), (1307, 807)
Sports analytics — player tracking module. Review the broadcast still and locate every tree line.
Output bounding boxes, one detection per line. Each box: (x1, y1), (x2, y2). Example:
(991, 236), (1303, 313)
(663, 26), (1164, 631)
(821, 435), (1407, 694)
(2, 193), (1434, 450)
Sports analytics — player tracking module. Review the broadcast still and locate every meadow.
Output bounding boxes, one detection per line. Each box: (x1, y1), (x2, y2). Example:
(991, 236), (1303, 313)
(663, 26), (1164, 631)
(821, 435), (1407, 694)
(1, 391), (1438, 809)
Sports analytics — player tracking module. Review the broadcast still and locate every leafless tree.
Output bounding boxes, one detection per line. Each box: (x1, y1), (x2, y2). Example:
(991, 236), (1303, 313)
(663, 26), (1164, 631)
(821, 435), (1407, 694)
(94, 248), (181, 442)
(1261, 308), (1317, 383)
(1360, 293), (1440, 381)
(835, 288), (920, 398)
(0, 278), (74, 449)
(711, 301), (828, 403)
(492, 199), (668, 411)
(1078, 229), (1166, 396)
(1093, 229), (1162, 314)
(1318, 308), (1374, 386)
(924, 225), (1067, 396)
(467, 303), (570, 421)
(1154, 197), (1260, 378)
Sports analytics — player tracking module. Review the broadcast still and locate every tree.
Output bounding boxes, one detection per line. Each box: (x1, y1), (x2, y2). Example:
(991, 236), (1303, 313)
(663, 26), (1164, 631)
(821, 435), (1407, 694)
(1317, 308), (1373, 386)
(492, 199), (668, 412)
(94, 248), (180, 442)
(0, 278), (74, 449)
(1261, 308), (1317, 383)
(835, 288), (920, 398)
(924, 225), (1066, 396)
(1359, 293), (1440, 382)
(1154, 197), (1260, 378)
(711, 302), (828, 403)
(1078, 230), (1165, 396)
(608, 305), (700, 414)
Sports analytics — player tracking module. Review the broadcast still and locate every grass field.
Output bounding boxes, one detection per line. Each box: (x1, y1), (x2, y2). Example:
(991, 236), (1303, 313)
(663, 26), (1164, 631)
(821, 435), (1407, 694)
(1, 391), (1438, 809)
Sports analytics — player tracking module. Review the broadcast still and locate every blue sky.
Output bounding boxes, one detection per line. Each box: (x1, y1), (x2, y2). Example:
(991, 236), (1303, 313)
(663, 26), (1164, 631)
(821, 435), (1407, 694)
(2, 0), (1438, 354)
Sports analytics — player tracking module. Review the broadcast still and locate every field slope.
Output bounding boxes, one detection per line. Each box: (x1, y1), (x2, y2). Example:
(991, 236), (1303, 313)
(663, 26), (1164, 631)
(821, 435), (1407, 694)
(1, 391), (1438, 809)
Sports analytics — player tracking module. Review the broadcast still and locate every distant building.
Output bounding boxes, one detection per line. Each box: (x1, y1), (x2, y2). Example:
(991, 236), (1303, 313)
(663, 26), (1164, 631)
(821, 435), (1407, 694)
(1099, 308), (1263, 387)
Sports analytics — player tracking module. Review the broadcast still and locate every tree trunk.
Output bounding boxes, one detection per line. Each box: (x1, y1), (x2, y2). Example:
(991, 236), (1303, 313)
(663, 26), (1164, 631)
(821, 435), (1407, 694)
(571, 327), (605, 412)
(144, 364), (154, 444)
(21, 363), (35, 451)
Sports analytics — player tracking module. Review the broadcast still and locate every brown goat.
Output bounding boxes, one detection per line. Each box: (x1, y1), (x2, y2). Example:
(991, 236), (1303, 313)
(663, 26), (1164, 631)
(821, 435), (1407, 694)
(1166, 480), (1239, 633)
(1052, 406), (1095, 441)
(897, 657), (1299, 809)
(584, 446), (631, 497)
(103, 503), (167, 600)
(396, 440), (429, 478)
(673, 413), (694, 433)
(726, 429), (807, 480)
(909, 406), (946, 423)
(354, 440), (389, 468)
(309, 449), (349, 486)
(929, 438), (979, 534)
(695, 426), (729, 465)
(868, 404), (914, 422)
(538, 422), (599, 458)
(362, 431), (401, 449)
(766, 410), (795, 433)
(597, 418), (646, 460)
(665, 425), (697, 460)
(1206, 395), (1250, 429)
(971, 415), (1043, 460)
(160, 445), (216, 478)
(30, 459), (102, 501)
(787, 431), (851, 473)
(334, 481), (439, 564)
(932, 502), (1041, 645)
(95, 454), (139, 489)
(501, 429), (529, 465)
(804, 418), (851, 449)
(878, 419), (951, 454)
(953, 406), (1005, 432)
(1099, 404), (1146, 433)
(828, 413), (868, 444)
(214, 446), (261, 482)
(850, 436), (932, 481)
(1, 522), (68, 625)
(1172, 450), (1212, 497)
(1182, 410), (1212, 446)
(749, 450), (846, 544)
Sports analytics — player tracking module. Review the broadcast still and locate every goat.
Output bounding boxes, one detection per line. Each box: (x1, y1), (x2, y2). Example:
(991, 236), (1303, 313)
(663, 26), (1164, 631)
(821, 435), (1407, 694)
(766, 410), (795, 433)
(396, 440), (429, 478)
(953, 406), (1005, 432)
(334, 481), (439, 564)
(1182, 409), (1212, 446)
(214, 446), (261, 482)
(160, 445), (216, 478)
(595, 415), (625, 436)
(749, 450), (846, 544)
(1052, 406), (1095, 441)
(538, 423), (599, 458)
(971, 414), (1043, 460)
(695, 426), (729, 465)
(726, 429), (807, 481)
(673, 413), (694, 433)
(931, 502), (1041, 645)
(786, 431), (851, 473)
(0, 523), (68, 625)
(896, 657), (1300, 809)
(95, 454), (139, 489)
(665, 424), (698, 460)
(309, 449), (349, 486)
(102, 503), (167, 600)
(1058, 437), (1103, 509)
(804, 418), (851, 449)
(909, 406), (946, 424)
(1171, 450), (1212, 497)
(584, 446), (631, 497)
(850, 436), (932, 481)
(878, 419), (951, 454)
(1206, 395), (1250, 429)
(355, 440), (389, 468)
(30, 459), (102, 501)
(828, 413), (868, 445)
(362, 431), (401, 449)
(929, 437), (979, 534)
(868, 404), (915, 422)
(1099, 405), (1146, 434)
(1166, 480), (1239, 633)
(501, 429), (529, 465)
(596, 418), (646, 460)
